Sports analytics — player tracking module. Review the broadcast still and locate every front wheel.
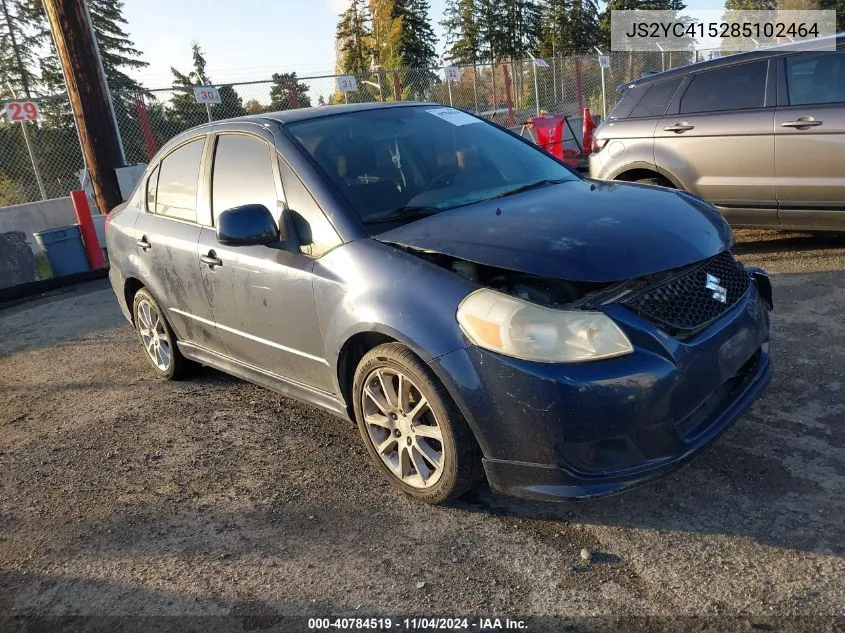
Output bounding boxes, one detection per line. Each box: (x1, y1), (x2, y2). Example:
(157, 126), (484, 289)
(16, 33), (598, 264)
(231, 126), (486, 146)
(352, 343), (482, 504)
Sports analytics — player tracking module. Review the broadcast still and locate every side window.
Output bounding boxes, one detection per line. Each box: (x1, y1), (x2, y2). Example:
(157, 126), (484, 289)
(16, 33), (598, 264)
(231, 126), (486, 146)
(211, 134), (279, 223)
(786, 51), (845, 106)
(680, 61), (767, 114)
(608, 83), (648, 120)
(630, 78), (683, 118)
(156, 138), (205, 222)
(277, 157), (342, 258)
(145, 165), (159, 213)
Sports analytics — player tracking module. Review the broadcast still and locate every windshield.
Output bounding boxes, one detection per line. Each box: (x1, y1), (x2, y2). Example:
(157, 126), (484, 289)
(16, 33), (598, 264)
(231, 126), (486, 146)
(285, 106), (577, 229)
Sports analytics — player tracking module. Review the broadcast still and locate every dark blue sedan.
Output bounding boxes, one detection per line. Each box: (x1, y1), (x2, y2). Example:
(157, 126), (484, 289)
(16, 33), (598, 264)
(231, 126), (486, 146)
(106, 102), (772, 504)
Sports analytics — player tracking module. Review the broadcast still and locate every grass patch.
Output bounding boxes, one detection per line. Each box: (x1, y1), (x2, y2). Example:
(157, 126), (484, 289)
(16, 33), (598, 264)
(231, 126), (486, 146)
(34, 252), (52, 280)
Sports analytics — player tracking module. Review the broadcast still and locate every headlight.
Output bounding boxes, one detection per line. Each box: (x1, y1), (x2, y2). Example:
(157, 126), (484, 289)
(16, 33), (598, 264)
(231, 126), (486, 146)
(456, 288), (633, 363)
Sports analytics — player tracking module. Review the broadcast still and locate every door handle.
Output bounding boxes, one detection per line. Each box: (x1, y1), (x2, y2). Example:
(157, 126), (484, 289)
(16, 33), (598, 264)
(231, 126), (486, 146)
(663, 123), (695, 132)
(781, 118), (823, 129)
(200, 251), (222, 268)
(135, 236), (151, 251)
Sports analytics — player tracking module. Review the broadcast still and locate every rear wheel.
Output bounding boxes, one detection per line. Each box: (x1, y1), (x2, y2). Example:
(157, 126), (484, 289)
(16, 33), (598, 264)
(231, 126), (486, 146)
(132, 288), (190, 380)
(352, 343), (482, 504)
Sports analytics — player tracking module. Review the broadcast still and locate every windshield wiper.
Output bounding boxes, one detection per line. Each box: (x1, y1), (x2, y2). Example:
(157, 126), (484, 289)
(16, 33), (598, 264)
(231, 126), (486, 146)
(361, 205), (443, 225)
(488, 178), (568, 201)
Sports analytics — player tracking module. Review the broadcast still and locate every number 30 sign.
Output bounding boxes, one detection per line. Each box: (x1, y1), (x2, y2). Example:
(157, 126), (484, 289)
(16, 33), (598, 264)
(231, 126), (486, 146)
(4, 101), (41, 122)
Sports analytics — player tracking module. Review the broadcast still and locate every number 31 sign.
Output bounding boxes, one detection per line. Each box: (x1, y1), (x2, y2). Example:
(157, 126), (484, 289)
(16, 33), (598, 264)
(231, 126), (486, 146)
(4, 101), (41, 122)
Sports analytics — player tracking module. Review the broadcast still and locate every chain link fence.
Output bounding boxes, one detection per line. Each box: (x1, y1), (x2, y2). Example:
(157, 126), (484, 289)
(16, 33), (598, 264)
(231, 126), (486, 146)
(2, 48), (733, 207)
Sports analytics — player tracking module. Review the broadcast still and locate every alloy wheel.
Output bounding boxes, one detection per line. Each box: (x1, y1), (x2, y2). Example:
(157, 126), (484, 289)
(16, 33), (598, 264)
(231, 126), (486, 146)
(361, 367), (445, 489)
(136, 298), (171, 371)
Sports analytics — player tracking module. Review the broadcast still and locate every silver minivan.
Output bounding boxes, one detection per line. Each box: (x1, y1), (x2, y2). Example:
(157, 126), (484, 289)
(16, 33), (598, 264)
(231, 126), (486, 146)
(590, 35), (845, 230)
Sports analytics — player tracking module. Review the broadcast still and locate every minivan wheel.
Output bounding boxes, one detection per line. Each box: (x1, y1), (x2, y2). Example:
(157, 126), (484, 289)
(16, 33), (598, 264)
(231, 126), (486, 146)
(352, 343), (482, 504)
(132, 288), (189, 380)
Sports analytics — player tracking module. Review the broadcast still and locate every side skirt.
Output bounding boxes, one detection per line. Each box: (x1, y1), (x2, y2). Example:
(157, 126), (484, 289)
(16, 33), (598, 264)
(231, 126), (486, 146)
(178, 341), (351, 422)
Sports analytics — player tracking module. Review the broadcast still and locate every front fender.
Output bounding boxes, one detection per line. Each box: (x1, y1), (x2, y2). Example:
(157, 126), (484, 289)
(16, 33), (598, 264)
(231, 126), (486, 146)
(312, 239), (477, 396)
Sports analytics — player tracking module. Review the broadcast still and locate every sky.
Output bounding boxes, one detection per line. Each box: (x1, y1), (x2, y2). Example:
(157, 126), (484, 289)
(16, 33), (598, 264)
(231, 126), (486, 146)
(122, 0), (450, 89)
(120, 0), (727, 92)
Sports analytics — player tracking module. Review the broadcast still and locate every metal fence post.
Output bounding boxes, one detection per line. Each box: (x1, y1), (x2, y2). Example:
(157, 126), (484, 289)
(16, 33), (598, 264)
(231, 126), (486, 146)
(4, 82), (47, 200)
(472, 63), (479, 113)
(20, 120), (47, 200)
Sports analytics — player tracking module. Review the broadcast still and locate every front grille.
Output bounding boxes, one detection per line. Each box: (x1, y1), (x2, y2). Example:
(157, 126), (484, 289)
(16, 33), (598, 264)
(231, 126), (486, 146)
(622, 251), (750, 337)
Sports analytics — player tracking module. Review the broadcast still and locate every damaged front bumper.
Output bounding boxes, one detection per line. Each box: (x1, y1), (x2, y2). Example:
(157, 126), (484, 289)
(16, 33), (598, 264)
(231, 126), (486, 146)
(428, 274), (773, 501)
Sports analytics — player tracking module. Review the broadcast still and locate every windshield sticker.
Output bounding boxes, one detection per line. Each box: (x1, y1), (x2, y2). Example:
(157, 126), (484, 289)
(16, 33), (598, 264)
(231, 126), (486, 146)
(426, 107), (479, 126)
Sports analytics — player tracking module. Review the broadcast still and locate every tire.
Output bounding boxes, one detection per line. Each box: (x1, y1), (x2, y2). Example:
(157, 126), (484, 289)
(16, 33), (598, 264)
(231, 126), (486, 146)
(132, 288), (190, 380)
(352, 342), (482, 504)
(635, 176), (675, 188)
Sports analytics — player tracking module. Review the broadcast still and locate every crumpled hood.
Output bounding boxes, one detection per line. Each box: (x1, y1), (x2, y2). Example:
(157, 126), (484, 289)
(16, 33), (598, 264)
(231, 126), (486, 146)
(376, 179), (732, 283)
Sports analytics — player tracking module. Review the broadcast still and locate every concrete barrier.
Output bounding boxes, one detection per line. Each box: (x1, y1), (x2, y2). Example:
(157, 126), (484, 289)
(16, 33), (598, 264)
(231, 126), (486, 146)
(0, 196), (101, 253)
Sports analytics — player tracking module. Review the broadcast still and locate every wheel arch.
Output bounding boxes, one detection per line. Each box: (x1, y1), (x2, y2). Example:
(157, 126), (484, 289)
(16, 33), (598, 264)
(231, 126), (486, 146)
(335, 325), (449, 421)
(123, 276), (145, 324)
(608, 162), (684, 190)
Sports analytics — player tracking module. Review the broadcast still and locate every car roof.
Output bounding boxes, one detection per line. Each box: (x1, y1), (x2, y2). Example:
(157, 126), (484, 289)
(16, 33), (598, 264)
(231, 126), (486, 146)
(625, 32), (845, 87)
(195, 101), (440, 131)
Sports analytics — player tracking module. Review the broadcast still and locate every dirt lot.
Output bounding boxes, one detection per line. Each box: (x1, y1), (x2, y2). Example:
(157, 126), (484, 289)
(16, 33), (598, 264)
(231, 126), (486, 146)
(1, 230), (844, 632)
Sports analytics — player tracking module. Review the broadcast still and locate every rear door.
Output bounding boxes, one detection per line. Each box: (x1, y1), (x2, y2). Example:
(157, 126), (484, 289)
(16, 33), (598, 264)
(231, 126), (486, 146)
(654, 59), (777, 226)
(197, 129), (336, 392)
(775, 49), (845, 227)
(133, 136), (226, 353)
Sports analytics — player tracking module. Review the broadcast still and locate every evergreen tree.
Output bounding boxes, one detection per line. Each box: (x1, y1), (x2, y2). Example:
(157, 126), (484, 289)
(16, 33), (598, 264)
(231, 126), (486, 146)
(170, 43), (245, 129)
(567, 0), (600, 53)
(395, 0), (437, 68)
(0, 0), (42, 98)
(370, 0), (402, 69)
(87, 0), (148, 91)
(538, 0), (569, 57)
(244, 99), (267, 115)
(23, 0), (147, 94)
(723, 0), (776, 7)
(498, 0), (541, 59)
(270, 72), (311, 110)
(819, 0), (845, 31)
(442, 0), (481, 64)
(476, 0), (506, 62)
(336, 0), (372, 75)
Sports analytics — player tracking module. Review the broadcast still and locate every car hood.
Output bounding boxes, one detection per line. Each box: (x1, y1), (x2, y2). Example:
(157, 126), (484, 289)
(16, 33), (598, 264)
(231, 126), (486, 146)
(375, 179), (732, 283)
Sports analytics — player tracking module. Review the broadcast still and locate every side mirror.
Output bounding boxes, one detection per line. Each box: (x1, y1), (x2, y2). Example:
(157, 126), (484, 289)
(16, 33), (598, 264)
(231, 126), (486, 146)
(216, 204), (280, 247)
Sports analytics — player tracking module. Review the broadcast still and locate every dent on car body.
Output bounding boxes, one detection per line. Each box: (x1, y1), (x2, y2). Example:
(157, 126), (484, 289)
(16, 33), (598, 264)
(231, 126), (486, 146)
(374, 179), (733, 284)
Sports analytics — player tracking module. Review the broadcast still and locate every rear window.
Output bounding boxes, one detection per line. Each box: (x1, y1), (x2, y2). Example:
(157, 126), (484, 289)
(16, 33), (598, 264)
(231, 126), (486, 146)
(679, 60), (767, 114)
(608, 84), (648, 120)
(629, 78), (683, 118)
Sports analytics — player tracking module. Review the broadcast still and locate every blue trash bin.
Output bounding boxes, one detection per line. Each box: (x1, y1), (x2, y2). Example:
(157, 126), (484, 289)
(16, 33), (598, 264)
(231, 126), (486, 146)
(33, 224), (90, 277)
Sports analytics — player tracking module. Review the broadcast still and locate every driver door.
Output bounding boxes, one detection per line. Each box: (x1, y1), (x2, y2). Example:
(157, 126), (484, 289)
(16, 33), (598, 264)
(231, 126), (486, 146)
(197, 129), (332, 392)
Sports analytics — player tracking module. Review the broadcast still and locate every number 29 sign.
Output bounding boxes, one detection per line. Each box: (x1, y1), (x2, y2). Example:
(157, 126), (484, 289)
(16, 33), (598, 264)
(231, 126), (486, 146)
(3, 101), (41, 122)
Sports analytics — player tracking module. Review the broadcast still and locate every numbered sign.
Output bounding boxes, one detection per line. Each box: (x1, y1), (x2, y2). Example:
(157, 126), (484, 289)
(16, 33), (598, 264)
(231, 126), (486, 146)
(193, 86), (221, 104)
(598, 55), (611, 69)
(4, 101), (41, 122)
(336, 75), (358, 93)
(444, 66), (461, 83)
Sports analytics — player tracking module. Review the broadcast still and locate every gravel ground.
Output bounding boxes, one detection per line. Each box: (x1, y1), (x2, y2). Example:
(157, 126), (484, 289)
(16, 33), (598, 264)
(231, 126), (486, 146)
(0, 229), (843, 632)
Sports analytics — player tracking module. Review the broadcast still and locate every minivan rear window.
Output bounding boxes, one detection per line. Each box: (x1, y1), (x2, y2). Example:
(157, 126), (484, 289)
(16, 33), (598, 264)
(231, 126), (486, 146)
(630, 78), (683, 118)
(608, 84), (648, 120)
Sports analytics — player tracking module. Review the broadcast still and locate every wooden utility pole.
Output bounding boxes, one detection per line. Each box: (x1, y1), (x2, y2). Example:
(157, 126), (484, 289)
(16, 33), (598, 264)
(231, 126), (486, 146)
(42, 0), (123, 214)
